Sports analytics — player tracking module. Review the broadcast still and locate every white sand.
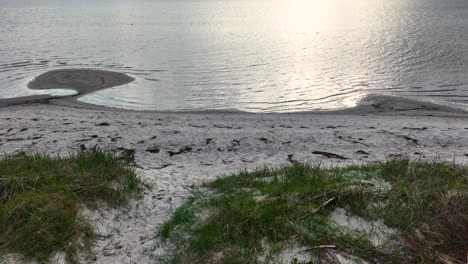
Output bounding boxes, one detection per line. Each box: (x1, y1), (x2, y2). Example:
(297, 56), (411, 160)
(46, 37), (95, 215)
(0, 95), (467, 263)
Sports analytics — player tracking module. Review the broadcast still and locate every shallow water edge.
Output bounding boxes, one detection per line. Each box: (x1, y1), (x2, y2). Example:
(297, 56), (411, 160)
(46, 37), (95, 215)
(0, 68), (467, 117)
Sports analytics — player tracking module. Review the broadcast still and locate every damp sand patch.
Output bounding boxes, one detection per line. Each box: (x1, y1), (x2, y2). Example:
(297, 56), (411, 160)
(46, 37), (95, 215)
(27, 69), (134, 95)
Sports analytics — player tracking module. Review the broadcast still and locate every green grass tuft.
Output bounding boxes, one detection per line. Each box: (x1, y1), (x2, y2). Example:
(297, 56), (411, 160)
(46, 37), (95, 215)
(155, 160), (467, 264)
(0, 148), (142, 263)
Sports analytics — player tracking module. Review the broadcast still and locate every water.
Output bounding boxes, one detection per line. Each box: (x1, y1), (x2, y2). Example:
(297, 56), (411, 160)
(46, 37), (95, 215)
(1, 0), (467, 112)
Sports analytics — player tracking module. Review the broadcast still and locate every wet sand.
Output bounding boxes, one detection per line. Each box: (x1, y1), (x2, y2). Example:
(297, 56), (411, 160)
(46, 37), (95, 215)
(28, 69), (134, 94)
(0, 71), (467, 263)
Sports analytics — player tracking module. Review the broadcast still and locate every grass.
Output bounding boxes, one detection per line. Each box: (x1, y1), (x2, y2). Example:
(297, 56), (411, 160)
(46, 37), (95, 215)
(0, 148), (142, 263)
(155, 159), (467, 264)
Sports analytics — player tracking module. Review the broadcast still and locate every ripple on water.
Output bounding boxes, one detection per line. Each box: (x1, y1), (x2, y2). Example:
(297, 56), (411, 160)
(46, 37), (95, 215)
(0, 0), (468, 112)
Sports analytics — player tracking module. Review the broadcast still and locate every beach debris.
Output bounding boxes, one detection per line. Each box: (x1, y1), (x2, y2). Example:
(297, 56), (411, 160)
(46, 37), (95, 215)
(168, 146), (192, 156)
(356, 150), (369, 155)
(310, 245), (336, 249)
(352, 140), (369, 147)
(399, 135), (419, 144)
(259, 137), (273, 144)
(108, 136), (121, 142)
(96, 122), (110, 126)
(6, 138), (23, 142)
(312, 151), (348, 160)
(227, 140), (241, 152)
(153, 164), (172, 169)
(213, 124), (243, 129)
(402, 127), (427, 131)
(117, 147), (136, 163)
(146, 147), (160, 153)
(189, 124), (206, 128)
(379, 130), (419, 145)
(287, 154), (298, 164)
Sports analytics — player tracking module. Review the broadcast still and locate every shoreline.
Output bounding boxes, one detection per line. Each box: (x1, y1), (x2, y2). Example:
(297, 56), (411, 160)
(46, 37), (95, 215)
(0, 69), (466, 117)
(2, 91), (467, 118)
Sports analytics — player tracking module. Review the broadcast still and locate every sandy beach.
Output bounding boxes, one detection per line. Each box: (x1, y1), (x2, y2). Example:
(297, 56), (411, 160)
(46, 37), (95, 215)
(2, 0), (468, 258)
(0, 91), (467, 263)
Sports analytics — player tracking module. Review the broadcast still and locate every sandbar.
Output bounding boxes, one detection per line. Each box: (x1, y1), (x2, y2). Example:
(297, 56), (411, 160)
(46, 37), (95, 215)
(0, 69), (134, 108)
(28, 68), (135, 95)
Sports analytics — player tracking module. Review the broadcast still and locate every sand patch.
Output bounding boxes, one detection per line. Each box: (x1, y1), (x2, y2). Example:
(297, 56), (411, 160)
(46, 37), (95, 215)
(331, 208), (397, 247)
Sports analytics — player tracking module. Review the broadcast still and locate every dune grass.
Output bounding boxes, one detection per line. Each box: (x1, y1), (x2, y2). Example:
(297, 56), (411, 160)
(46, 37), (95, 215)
(0, 148), (142, 263)
(156, 159), (467, 264)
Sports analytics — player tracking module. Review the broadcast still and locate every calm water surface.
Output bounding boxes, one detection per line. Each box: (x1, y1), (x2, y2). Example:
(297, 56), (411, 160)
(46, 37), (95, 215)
(1, 0), (467, 112)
